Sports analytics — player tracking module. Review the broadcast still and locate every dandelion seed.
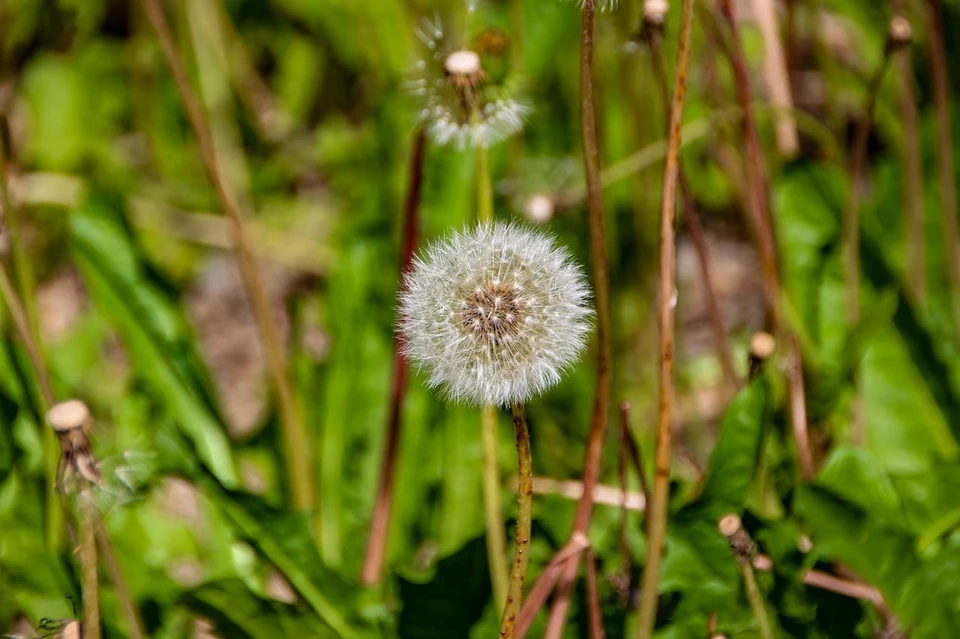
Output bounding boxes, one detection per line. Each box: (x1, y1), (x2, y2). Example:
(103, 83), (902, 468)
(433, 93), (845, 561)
(400, 223), (593, 405)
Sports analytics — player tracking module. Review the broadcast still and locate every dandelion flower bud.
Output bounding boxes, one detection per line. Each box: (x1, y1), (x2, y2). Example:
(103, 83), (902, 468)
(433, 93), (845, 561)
(523, 193), (555, 224)
(47, 399), (91, 432)
(400, 223), (593, 406)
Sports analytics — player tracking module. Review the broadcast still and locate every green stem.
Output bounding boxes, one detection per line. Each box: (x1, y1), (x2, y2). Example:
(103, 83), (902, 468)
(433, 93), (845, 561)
(477, 145), (494, 224)
(636, 0), (697, 636)
(482, 405), (509, 614)
(499, 402), (532, 639)
(741, 562), (774, 639)
(475, 141), (508, 610)
(79, 490), (101, 639)
(0, 120), (61, 550)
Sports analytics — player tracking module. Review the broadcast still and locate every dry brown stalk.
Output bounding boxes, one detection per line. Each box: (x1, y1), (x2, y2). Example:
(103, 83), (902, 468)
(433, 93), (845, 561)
(136, 0), (311, 509)
(635, 0), (697, 635)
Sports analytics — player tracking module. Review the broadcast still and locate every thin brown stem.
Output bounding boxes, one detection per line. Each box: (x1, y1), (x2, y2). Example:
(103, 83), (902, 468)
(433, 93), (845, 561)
(715, 0), (782, 331)
(0, 117), (42, 365)
(891, 15), (925, 305)
(79, 491), (101, 639)
(618, 402), (632, 572)
(136, 0), (311, 508)
(789, 337), (815, 481)
(843, 50), (892, 324)
(500, 403), (533, 639)
(482, 404), (509, 612)
(542, 0), (614, 633)
(96, 528), (147, 639)
(926, 0), (960, 331)
(620, 402), (651, 512)
(646, 27), (739, 393)
(719, 515), (773, 639)
(360, 130), (425, 587)
(635, 0), (697, 637)
(585, 547), (605, 639)
(516, 534), (591, 638)
(749, 0), (798, 156)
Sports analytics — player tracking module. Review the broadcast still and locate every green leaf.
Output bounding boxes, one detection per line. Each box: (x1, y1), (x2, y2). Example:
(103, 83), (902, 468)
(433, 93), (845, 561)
(205, 481), (362, 638)
(696, 378), (770, 518)
(182, 579), (339, 639)
(68, 193), (238, 488)
(397, 535), (491, 639)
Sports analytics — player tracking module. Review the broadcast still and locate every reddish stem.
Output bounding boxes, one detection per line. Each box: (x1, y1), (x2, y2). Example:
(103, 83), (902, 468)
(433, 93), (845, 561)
(541, 0), (614, 634)
(360, 129), (426, 586)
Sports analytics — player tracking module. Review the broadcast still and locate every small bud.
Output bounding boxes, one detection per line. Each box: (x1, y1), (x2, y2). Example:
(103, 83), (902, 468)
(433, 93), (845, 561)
(524, 193), (555, 224)
(445, 50), (482, 77)
(644, 0), (669, 24)
(718, 513), (757, 564)
(46, 399), (91, 432)
(749, 331), (777, 361)
(887, 16), (912, 50)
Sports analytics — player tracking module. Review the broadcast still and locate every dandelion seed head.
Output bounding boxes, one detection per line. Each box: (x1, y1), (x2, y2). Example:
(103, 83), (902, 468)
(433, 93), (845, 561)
(569, 0), (620, 12)
(524, 193), (555, 224)
(400, 223), (593, 406)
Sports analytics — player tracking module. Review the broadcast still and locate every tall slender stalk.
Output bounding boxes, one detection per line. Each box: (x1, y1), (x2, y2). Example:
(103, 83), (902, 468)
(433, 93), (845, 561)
(926, 0), (960, 332)
(79, 490), (101, 639)
(585, 547), (605, 639)
(360, 130), (426, 587)
(645, 22), (739, 393)
(482, 404), (509, 611)
(542, 0), (613, 633)
(96, 528), (147, 639)
(719, 514), (773, 639)
(714, 0), (815, 480)
(715, 0), (781, 331)
(889, 9), (925, 306)
(635, 1), (697, 637)
(136, 0), (312, 510)
(748, 0), (798, 157)
(475, 143), (510, 611)
(499, 402), (533, 639)
(0, 119), (62, 548)
(843, 47), (892, 324)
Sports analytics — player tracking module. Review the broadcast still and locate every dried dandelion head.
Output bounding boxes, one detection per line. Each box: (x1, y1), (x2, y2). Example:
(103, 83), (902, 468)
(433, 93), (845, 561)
(400, 223), (593, 406)
(46, 399), (102, 493)
(407, 18), (529, 149)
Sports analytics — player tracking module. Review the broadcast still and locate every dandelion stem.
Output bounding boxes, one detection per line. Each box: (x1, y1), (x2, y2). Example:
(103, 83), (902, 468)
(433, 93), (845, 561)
(483, 404), (509, 613)
(96, 528), (147, 639)
(137, 0), (312, 510)
(79, 490), (101, 639)
(477, 145), (494, 224)
(360, 130), (425, 587)
(475, 141), (510, 610)
(741, 559), (774, 639)
(926, 0), (960, 334)
(892, 17), (925, 306)
(636, 0), (696, 636)
(542, 0), (613, 633)
(719, 514), (773, 639)
(0, 257), (62, 549)
(645, 25), (739, 393)
(0, 117), (43, 381)
(843, 45), (892, 325)
(499, 402), (532, 639)
(585, 547), (605, 639)
(715, 0), (781, 331)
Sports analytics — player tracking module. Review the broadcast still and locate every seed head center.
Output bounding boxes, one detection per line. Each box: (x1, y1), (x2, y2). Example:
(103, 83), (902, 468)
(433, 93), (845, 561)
(461, 282), (523, 348)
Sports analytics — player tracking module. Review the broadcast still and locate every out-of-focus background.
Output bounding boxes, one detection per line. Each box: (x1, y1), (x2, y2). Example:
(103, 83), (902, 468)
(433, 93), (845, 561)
(3, 0), (960, 637)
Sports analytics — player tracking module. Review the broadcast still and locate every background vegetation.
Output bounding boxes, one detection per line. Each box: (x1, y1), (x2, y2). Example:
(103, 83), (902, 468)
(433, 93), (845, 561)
(2, 0), (960, 637)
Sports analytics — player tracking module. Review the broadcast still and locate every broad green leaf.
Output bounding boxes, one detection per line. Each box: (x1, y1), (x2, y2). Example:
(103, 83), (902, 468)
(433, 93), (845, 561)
(69, 194), (238, 487)
(397, 535), (491, 639)
(695, 378), (769, 518)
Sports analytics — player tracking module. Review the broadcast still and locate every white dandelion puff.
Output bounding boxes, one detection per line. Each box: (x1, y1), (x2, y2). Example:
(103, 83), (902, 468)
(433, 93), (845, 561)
(406, 13), (530, 150)
(571, 0), (620, 11)
(400, 223), (593, 406)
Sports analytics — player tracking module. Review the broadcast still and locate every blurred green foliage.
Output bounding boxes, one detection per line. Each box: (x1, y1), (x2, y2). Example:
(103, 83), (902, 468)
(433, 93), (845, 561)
(3, 0), (960, 637)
